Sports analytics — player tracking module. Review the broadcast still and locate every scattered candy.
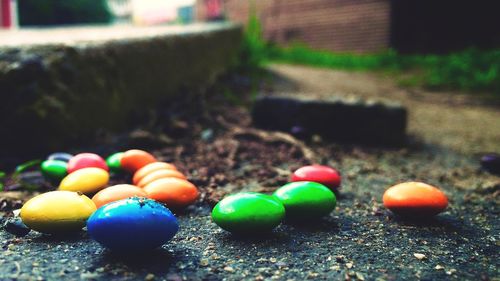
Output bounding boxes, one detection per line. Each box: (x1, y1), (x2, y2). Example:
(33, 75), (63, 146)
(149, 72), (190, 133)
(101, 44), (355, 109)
(132, 161), (177, 185)
(383, 182), (448, 217)
(120, 149), (157, 173)
(480, 153), (500, 175)
(87, 197), (179, 252)
(291, 165), (341, 190)
(47, 152), (73, 162)
(137, 169), (186, 188)
(59, 167), (109, 194)
(211, 192), (285, 233)
(92, 184), (148, 208)
(143, 178), (199, 209)
(106, 152), (124, 174)
(273, 181), (336, 220)
(3, 217), (31, 237)
(67, 153), (108, 174)
(40, 159), (67, 182)
(20, 191), (96, 234)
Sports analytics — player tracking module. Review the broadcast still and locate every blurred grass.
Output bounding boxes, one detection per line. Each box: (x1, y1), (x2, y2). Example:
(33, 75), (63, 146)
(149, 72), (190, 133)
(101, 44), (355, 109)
(240, 15), (500, 94)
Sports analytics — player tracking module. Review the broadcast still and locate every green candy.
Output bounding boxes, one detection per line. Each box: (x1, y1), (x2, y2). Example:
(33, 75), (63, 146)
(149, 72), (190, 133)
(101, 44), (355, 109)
(106, 152), (124, 173)
(273, 181), (336, 220)
(212, 192), (285, 233)
(40, 160), (68, 182)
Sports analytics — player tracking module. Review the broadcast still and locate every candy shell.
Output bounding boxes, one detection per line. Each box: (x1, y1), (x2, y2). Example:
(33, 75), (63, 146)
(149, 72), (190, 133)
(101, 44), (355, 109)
(383, 182), (448, 217)
(137, 169), (186, 188)
(273, 181), (336, 220)
(87, 197), (179, 251)
(92, 184), (148, 208)
(47, 152), (73, 162)
(212, 192), (285, 233)
(67, 153), (108, 173)
(59, 167), (109, 194)
(120, 150), (157, 173)
(143, 178), (198, 209)
(40, 159), (67, 182)
(20, 191), (96, 234)
(106, 152), (124, 174)
(132, 162), (177, 185)
(291, 165), (341, 190)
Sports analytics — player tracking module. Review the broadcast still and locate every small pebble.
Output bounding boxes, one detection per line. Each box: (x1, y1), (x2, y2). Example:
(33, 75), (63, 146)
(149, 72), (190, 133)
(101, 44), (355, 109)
(383, 182), (448, 217)
(414, 253), (426, 260)
(211, 192), (285, 233)
(3, 217), (31, 237)
(291, 165), (341, 190)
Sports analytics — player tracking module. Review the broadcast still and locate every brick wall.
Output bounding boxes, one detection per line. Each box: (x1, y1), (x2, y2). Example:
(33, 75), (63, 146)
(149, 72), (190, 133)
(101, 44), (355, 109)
(197, 0), (391, 53)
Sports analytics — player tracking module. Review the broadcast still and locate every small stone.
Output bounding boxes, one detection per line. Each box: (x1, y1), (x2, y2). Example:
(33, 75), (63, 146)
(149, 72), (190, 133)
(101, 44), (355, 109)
(413, 253), (426, 260)
(3, 217), (30, 237)
(446, 269), (457, 275)
(435, 265), (445, 270)
(355, 272), (365, 281)
(145, 273), (155, 280)
(201, 129), (214, 142)
(200, 259), (209, 267)
(346, 262), (353, 269)
(223, 266), (235, 273)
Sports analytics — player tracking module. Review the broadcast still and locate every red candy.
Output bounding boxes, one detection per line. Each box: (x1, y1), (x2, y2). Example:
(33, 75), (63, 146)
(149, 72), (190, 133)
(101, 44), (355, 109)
(120, 149), (157, 173)
(291, 165), (341, 190)
(67, 153), (108, 174)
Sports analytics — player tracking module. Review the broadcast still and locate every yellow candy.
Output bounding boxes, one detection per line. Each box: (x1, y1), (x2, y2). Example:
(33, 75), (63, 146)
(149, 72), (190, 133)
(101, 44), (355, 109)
(59, 167), (109, 194)
(20, 191), (97, 234)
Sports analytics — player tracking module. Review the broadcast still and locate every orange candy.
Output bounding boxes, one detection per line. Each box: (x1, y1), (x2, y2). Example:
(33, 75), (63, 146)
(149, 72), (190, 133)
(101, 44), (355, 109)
(383, 182), (448, 217)
(92, 184), (148, 208)
(138, 169), (187, 188)
(120, 150), (157, 173)
(132, 162), (177, 185)
(143, 178), (199, 209)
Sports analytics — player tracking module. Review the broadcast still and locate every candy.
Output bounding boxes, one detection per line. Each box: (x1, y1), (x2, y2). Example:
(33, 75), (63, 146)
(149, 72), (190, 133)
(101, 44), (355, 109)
(87, 197), (178, 251)
(383, 182), (448, 217)
(67, 153), (108, 174)
(291, 165), (341, 190)
(137, 169), (186, 188)
(211, 192), (285, 233)
(132, 162), (177, 185)
(92, 184), (148, 208)
(59, 167), (109, 194)
(106, 152), (124, 174)
(40, 159), (67, 182)
(273, 181), (336, 220)
(143, 178), (198, 209)
(47, 152), (73, 162)
(120, 149), (157, 173)
(20, 191), (96, 234)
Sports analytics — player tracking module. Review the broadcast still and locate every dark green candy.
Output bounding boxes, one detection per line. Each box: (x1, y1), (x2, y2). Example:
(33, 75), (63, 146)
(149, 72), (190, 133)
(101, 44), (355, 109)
(40, 160), (68, 182)
(273, 181), (336, 220)
(211, 192), (285, 233)
(106, 152), (124, 173)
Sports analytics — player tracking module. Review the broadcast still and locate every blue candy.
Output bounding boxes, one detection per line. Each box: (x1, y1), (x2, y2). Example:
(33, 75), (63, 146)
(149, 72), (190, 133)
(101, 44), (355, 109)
(87, 197), (179, 252)
(47, 152), (74, 162)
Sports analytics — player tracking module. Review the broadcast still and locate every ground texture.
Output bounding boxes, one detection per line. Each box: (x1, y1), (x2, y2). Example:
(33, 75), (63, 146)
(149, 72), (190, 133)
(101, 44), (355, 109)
(0, 64), (499, 281)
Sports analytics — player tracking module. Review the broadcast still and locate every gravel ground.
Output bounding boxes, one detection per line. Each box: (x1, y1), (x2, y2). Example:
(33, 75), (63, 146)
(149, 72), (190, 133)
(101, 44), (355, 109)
(1, 65), (499, 280)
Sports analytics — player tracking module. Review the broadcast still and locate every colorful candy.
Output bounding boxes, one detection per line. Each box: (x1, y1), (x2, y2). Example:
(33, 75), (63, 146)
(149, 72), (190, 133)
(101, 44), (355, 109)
(20, 191), (96, 234)
(67, 153), (108, 174)
(291, 165), (341, 190)
(59, 167), (109, 194)
(273, 181), (336, 220)
(40, 159), (68, 182)
(143, 178), (199, 209)
(211, 192), (285, 233)
(106, 152), (124, 174)
(137, 169), (186, 188)
(383, 182), (448, 217)
(92, 184), (148, 208)
(47, 152), (73, 162)
(120, 149), (157, 173)
(87, 197), (179, 251)
(132, 162), (177, 185)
